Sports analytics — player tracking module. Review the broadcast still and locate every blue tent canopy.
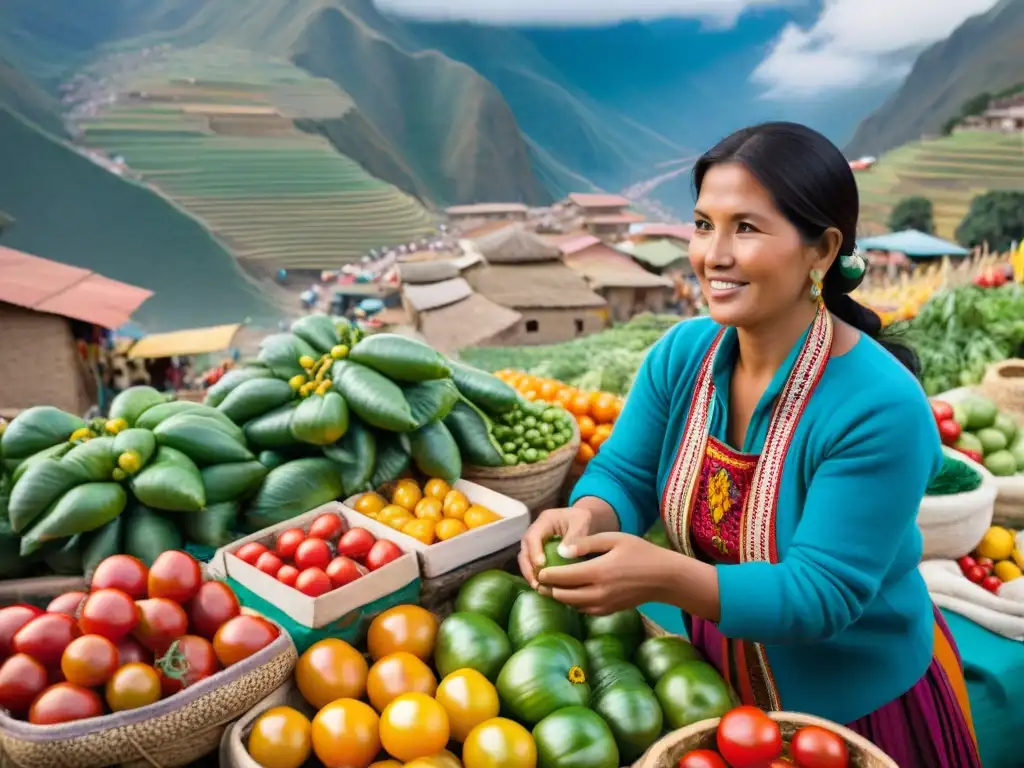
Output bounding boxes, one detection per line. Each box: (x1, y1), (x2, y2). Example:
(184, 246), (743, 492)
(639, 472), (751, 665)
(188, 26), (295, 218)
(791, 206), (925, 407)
(359, 299), (384, 314)
(857, 229), (969, 259)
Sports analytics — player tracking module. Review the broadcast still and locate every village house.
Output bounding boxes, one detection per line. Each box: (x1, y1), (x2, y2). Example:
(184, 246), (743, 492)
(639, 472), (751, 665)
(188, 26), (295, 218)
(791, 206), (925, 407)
(564, 193), (646, 240)
(627, 222), (695, 247)
(444, 203), (529, 226)
(621, 238), (691, 277)
(463, 225), (608, 345)
(957, 93), (1024, 133)
(554, 234), (673, 322)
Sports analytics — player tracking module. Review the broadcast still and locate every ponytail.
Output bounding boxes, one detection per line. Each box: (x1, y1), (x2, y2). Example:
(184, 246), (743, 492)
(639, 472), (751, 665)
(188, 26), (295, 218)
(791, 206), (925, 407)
(823, 284), (921, 377)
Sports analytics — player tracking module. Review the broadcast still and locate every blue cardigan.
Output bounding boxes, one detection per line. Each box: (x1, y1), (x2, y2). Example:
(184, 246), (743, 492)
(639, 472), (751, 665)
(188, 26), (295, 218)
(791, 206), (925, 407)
(570, 317), (943, 724)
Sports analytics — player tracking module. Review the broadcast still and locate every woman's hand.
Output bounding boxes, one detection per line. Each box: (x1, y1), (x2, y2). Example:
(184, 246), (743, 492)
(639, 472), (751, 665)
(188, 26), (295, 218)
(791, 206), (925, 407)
(518, 506), (595, 588)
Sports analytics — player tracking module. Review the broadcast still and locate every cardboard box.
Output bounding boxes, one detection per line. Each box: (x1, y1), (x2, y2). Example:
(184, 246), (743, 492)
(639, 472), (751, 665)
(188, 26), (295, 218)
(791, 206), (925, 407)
(207, 504), (420, 630)
(343, 479), (529, 579)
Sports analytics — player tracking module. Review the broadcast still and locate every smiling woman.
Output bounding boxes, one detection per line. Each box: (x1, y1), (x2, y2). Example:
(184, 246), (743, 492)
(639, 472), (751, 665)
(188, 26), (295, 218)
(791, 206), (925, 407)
(520, 123), (982, 767)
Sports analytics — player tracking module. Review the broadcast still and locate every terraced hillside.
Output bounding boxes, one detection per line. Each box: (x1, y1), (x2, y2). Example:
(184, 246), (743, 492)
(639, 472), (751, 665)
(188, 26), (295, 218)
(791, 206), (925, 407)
(74, 47), (437, 269)
(856, 131), (1024, 239)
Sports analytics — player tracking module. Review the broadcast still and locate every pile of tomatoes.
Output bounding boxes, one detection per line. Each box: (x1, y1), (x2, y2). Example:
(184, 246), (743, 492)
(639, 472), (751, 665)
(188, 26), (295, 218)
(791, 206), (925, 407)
(0, 550), (280, 725)
(247, 604), (531, 768)
(677, 706), (850, 768)
(231, 511), (405, 598)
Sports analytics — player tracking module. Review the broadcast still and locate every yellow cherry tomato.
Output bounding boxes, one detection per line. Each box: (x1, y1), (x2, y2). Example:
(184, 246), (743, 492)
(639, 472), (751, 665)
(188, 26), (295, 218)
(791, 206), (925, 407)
(435, 519), (468, 541)
(423, 478), (451, 501)
(247, 706), (312, 768)
(367, 605), (438, 662)
(392, 480), (423, 511)
(435, 668), (500, 742)
(442, 490), (470, 520)
(402, 519), (437, 545)
(462, 717), (537, 768)
(414, 497), (444, 522)
(378, 504), (412, 524)
(379, 692), (450, 763)
(354, 492), (388, 516)
(386, 513), (415, 531)
(311, 699), (380, 768)
(464, 505), (500, 529)
(366, 652), (438, 713)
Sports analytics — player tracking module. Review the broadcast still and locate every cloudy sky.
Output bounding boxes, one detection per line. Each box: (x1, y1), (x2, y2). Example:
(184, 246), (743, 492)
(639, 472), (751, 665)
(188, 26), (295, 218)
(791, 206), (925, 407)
(374, 0), (1001, 98)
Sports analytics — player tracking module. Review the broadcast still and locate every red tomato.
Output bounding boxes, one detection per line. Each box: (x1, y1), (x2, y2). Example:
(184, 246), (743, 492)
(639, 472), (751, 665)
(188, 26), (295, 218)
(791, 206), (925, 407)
(716, 706), (782, 768)
(294, 538), (331, 570)
(13, 613), (79, 667)
(0, 653), (48, 713)
(80, 588), (140, 642)
(337, 528), (375, 560)
(47, 591), (88, 617)
(937, 419), (962, 445)
(187, 581), (241, 640)
(958, 448), (985, 465)
(976, 557), (995, 574)
(256, 551), (284, 577)
(295, 567), (333, 597)
(133, 598), (189, 654)
(790, 724), (850, 768)
(768, 762), (791, 768)
(28, 682), (104, 725)
(957, 555), (977, 573)
(234, 542), (269, 566)
(308, 513), (344, 540)
(116, 636), (153, 666)
(0, 604), (43, 656)
(930, 400), (954, 422)
(212, 615), (280, 667)
(676, 750), (728, 768)
(148, 551), (203, 603)
(275, 528), (306, 559)
(326, 556), (365, 588)
(61, 635), (120, 687)
(965, 565), (986, 584)
(155, 635), (219, 696)
(91, 555), (148, 599)
(365, 539), (403, 571)
(982, 575), (1002, 593)
(276, 565), (300, 587)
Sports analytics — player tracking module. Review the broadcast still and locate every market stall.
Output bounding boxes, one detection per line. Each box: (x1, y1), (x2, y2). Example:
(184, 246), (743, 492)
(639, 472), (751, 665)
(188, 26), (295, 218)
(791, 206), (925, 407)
(127, 322), (243, 399)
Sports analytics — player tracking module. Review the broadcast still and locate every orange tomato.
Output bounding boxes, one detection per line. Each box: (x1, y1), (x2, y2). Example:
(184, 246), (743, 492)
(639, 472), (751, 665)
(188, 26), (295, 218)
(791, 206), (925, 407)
(462, 718), (537, 768)
(379, 692), (450, 763)
(613, 397), (624, 417)
(405, 751), (461, 768)
(522, 390), (538, 401)
(554, 389), (575, 408)
(369, 761), (403, 768)
(353, 492), (388, 516)
(590, 424), (613, 452)
(414, 497), (444, 522)
(442, 490), (470, 520)
(247, 706), (312, 768)
(537, 380), (560, 401)
(402, 519), (437, 545)
(591, 394), (618, 425)
(295, 638), (368, 710)
(435, 669), (500, 742)
(576, 442), (596, 464)
(391, 481), (422, 511)
(576, 415), (596, 441)
(311, 698), (380, 768)
(378, 504), (412, 525)
(464, 505), (500, 529)
(435, 519), (468, 541)
(515, 376), (535, 393)
(568, 394), (591, 417)
(366, 652), (438, 712)
(367, 606), (438, 663)
(423, 478), (451, 501)
(386, 513), (415, 531)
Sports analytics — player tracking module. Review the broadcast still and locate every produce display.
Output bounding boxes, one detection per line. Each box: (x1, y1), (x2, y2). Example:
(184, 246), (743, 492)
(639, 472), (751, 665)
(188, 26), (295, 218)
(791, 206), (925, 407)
(351, 478), (502, 545)
(491, 371), (621, 466)
(931, 395), (1024, 476)
(245, 565), (734, 768)
(460, 314), (681, 396)
(230, 510), (405, 596)
(0, 550), (279, 724)
(956, 524), (1023, 595)
(924, 454), (983, 496)
(676, 706), (850, 768)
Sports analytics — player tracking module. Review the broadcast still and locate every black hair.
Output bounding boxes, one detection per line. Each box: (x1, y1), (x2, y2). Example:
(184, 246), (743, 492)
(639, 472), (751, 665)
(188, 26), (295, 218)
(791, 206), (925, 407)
(692, 121), (919, 376)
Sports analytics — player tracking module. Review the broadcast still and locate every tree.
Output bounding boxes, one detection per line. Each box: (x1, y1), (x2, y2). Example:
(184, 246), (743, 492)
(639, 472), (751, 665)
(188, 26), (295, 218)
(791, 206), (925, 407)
(888, 196), (934, 234)
(956, 191), (1024, 252)
(0, 211), (13, 238)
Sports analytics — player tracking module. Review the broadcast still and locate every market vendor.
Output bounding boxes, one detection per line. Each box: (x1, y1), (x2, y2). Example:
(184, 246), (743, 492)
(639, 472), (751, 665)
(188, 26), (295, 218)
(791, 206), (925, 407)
(520, 122), (980, 767)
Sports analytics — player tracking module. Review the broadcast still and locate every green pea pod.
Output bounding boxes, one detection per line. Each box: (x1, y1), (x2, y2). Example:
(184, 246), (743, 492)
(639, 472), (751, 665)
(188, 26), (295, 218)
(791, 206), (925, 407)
(20, 482), (128, 556)
(370, 432), (412, 489)
(290, 314), (341, 354)
(200, 461), (270, 505)
(11, 442), (73, 484)
(348, 333), (451, 382)
(123, 502), (184, 567)
(131, 446), (206, 512)
(181, 500), (240, 548)
(217, 378), (296, 425)
(257, 333), (319, 379)
(449, 361), (519, 414)
(1, 406), (88, 461)
(135, 402), (244, 441)
(290, 392), (350, 446)
(409, 421), (462, 486)
(108, 386), (172, 427)
(9, 459), (89, 533)
(323, 418), (376, 496)
(154, 415), (254, 465)
(203, 366), (274, 407)
(245, 457), (344, 530)
(62, 436), (118, 481)
(112, 428), (157, 474)
(444, 398), (505, 467)
(403, 378), (460, 428)
(332, 361), (417, 432)
(245, 402), (301, 450)
(81, 516), (124, 579)
(257, 450), (290, 470)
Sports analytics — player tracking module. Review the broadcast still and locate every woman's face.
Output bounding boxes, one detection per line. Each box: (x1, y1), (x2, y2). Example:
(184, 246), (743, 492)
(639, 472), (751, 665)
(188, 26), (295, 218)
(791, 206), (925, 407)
(689, 162), (836, 329)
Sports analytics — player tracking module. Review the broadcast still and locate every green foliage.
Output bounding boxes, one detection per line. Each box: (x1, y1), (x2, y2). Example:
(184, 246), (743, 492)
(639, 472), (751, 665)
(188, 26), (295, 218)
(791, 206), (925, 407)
(942, 82), (1024, 135)
(888, 196), (934, 234)
(955, 191), (1024, 252)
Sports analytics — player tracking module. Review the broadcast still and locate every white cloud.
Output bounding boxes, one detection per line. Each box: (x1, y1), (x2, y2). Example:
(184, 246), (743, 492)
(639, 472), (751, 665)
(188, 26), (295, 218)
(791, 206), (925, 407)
(373, 0), (795, 27)
(753, 0), (1001, 98)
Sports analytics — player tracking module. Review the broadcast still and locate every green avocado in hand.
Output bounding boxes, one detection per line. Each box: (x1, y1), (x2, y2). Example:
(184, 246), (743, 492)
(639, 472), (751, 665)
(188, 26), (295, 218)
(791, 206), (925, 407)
(543, 536), (584, 568)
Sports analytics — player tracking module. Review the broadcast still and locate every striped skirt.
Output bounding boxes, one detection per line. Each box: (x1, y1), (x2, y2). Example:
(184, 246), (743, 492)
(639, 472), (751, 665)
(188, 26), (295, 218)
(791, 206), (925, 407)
(690, 607), (981, 768)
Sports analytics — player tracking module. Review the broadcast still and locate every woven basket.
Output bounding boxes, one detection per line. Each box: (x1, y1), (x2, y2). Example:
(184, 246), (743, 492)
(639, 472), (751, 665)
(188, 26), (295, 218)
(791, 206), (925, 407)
(993, 476), (1024, 526)
(461, 418), (580, 516)
(635, 712), (898, 768)
(980, 360), (1024, 423)
(0, 627), (297, 768)
(918, 448), (997, 559)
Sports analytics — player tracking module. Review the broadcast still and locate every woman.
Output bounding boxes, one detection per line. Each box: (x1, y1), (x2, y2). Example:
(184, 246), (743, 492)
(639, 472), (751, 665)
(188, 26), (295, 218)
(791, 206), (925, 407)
(519, 123), (979, 767)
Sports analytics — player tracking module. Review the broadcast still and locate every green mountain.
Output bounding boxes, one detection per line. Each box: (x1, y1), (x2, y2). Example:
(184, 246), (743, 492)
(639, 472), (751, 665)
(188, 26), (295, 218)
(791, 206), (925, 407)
(846, 0), (1024, 158)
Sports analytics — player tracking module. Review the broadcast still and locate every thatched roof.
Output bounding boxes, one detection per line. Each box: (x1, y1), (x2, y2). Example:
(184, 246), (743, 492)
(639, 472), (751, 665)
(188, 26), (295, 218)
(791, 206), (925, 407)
(419, 294), (522, 352)
(474, 224), (562, 264)
(399, 260), (460, 285)
(565, 249), (673, 290)
(465, 262), (606, 310)
(402, 277), (473, 312)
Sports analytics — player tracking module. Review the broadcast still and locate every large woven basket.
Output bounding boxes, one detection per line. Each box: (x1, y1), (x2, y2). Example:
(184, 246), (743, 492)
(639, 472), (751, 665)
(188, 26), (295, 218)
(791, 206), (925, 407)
(461, 418), (580, 516)
(918, 448), (997, 559)
(980, 360), (1024, 423)
(0, 626), (297, 768)
(635, 712), (898, 768)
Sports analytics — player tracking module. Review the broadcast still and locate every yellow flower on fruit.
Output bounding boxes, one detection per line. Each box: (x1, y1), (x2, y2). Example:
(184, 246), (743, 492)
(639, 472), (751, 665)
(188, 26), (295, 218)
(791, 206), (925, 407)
(568, 666), (586, 684)
(708, 468), (733, 524)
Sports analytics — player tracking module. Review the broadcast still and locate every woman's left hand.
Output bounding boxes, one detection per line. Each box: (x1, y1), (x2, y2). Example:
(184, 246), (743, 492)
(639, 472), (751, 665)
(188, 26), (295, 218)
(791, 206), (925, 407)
(535, 533), (680, 615)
